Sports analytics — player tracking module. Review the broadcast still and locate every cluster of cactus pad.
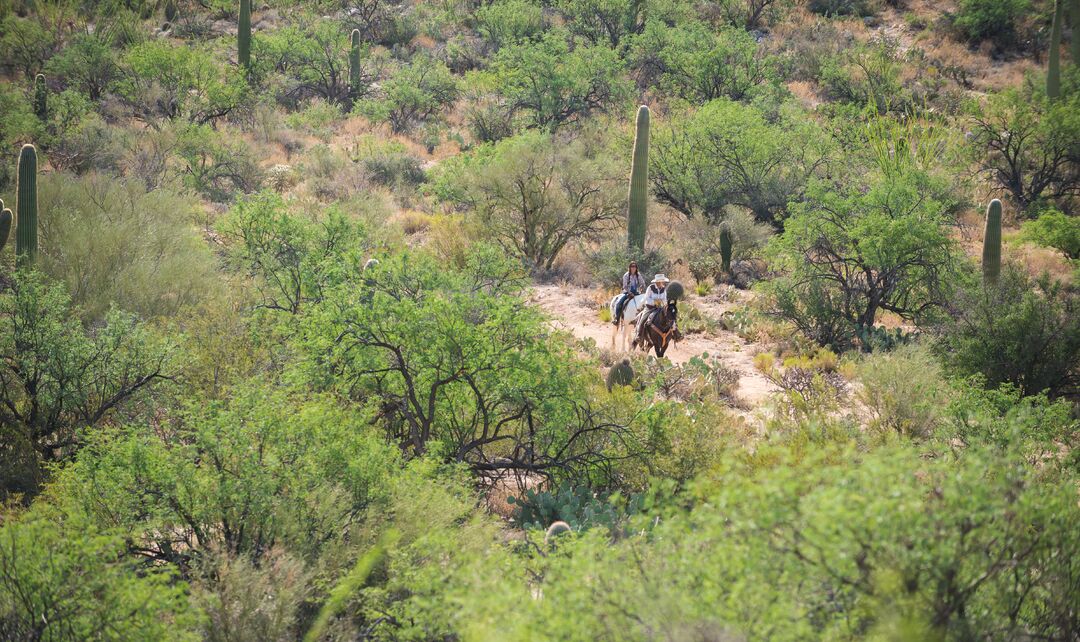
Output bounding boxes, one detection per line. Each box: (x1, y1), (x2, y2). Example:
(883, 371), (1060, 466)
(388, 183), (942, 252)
(16, 144), (38, 264)
(982, 199), (1002, 286)
(627, 105), (649, 253)
(606, 358), (634, 391)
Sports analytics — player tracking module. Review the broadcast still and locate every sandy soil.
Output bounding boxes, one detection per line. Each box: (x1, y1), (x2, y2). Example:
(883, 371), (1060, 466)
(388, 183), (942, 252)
(529, 284), (777, 406)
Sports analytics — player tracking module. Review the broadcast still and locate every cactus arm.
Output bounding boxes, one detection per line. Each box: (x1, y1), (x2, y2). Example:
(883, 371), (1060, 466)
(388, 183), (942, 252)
(982, 199), (1002, 286)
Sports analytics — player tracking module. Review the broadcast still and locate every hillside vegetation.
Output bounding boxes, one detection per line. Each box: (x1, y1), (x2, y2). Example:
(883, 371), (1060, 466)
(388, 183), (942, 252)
(1, 0), (1079, 640)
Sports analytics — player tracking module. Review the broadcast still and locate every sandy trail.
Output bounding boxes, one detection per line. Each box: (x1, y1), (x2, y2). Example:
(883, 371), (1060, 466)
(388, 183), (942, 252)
(529, 284), (777, 405)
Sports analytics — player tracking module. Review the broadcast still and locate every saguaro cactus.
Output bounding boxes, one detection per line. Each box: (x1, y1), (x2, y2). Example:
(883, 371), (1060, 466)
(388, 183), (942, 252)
(33, 74), (47, 121)
(0, 202), (10, 253)
(606, 359), (634, 391)
(1072, 0), (1080, 64)
(719, 226), (733, 274)
(16, 145), (38, 264)
(1049, 0), (1063, 99)
(350, 29), (362, 98)
(982, 199), (1002, 286)
(627, 105), (649, 253)
(238, 0), (252, 70)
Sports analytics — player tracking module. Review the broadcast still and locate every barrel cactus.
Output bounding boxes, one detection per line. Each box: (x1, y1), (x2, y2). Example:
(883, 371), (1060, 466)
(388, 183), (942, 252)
(1048, 0), (1063, 99)
(350, 29), (362, 98)
(0, 207), (11, 253)
(606, 358), (634, 391)
(666, 280), (685, 301)
(238, 0), (252, 69)
(627, 105), (649, 253)
(16, 144), (38, 264)
(544, 521), (572, 546)
(33, 74), (47, 121)
(982, 199), (1002, 286)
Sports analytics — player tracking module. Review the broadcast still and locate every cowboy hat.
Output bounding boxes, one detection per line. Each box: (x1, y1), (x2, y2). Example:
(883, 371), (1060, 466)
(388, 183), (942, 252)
(651, 274), (669, 284)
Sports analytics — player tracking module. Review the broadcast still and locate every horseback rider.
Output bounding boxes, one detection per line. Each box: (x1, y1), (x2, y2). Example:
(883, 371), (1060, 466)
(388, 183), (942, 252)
(613, 261), (646, 326)
(635, 274), (669, 344)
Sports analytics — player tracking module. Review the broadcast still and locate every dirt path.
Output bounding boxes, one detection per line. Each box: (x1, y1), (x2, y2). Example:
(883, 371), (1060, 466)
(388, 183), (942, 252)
(529, 284), (777, 405)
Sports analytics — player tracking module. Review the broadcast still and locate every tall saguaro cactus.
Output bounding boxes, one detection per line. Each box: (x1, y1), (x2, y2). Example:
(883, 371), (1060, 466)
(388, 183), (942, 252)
(719, 226), (733, 274)
(627, 105), (649, 253)
(1071, 0), (1080, 64)
(16, 145), (38, 264)
(0, 199), (10, 253)
(982, 199), (1002, 286)
(238, 0), (252, 70)
(1048, 0), (1063, 99)
(350, 29), (362, 99)
(34, 74), (47, 121)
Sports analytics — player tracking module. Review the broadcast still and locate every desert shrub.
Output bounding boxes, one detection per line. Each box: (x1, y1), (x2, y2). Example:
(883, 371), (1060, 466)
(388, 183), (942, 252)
(588, 240), (670, 288)
(43, 32), (118, 101)
(764, 171), (957, 351)
(193, 548), (309, 642)
(629, 19), (779, 104)
(968, 87), (1080, 212)
(53, 385), (402, 568)
(284, 98), (343, 142)
(0, 271), (174, 500)
(47, 112), (127, 175)
(434, 130), (623, 271)
(476, 0), (547, 49)
(508, 483), (634, 532)
(856, 344), (946, 439)
(361, 142), (426, 188)
(35, 172), (215, 320)
(489, 29), (631, 130)
(807, 0), (882, 16)
(683, 209), (772, 284)
(255, 21), (375, 106)
(1020, 208), (1080, 259)
(0, 509), (199, 640)
(652, 98), (831, 227)
(217, 192), (369, 315)
(357, 54), (458, 133)
(176, 124), (264, 202)
(819, 36), (906, 113)
(463, 91), (516, 143)
(938, 267), (1080, 398)
(113, 39), (248, 126)
(953, 0), (1031, 44)
(558, 0), (652, 47)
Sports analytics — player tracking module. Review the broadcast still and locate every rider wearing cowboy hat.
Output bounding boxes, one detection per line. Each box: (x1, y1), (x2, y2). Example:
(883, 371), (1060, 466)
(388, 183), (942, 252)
(635, 274), (669, 344)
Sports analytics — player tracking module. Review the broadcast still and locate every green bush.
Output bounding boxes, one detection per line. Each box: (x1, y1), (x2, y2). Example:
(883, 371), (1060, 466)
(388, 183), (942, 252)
(35, 172), (216, 320)
(856, 345), (946, 439)
(808, 0), (883, 16)
(938, 266), (1080, 398)
(1021, 208), (1080, 259)
(953, 0), (1032, 44)
(476, 0), (547, 49)
(356, 54), (458, 133)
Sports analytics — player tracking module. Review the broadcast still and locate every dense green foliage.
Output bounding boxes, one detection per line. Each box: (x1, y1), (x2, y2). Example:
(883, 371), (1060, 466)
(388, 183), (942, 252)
(1, 0), (1079, 640)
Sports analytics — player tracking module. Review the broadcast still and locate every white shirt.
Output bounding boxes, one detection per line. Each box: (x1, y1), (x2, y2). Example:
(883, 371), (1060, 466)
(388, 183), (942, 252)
(643, 284), (667, 308)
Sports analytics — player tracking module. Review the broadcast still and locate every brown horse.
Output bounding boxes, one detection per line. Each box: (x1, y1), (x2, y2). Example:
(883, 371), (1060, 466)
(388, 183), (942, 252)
(632, 300), (680, 358)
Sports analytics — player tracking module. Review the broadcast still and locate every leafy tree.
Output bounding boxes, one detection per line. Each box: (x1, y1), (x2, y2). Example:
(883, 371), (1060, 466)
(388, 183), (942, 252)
(968, 87), (1080, 212)
(652, 98), (830, 227)
(300, 249), (649, 482)
(176, 124), (263, 202)
(939, 267), (1080, 398)
(0, 15), (61, 79)
(358, 54), (458, 133)
(435, 130), (623, 271)
(819, 37), (906, 114)
(709, 0), (788, 30)
(255, 20), (377, 106)
(43, 32), (118, 101)
(217, 192), (369, 315)
(476, 0), (547, 49)
(0, 272), (173, 499)
(557, 0), (645, 48)
(52, 386), (401, 568)
(113, 40), (248, 127)
(490, 30), (631, 130)
(764, 171), (957, 348)
(629, 19), (776, 104)
(0, 510), (199, 641)
(1021, 208), (1080, 259)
